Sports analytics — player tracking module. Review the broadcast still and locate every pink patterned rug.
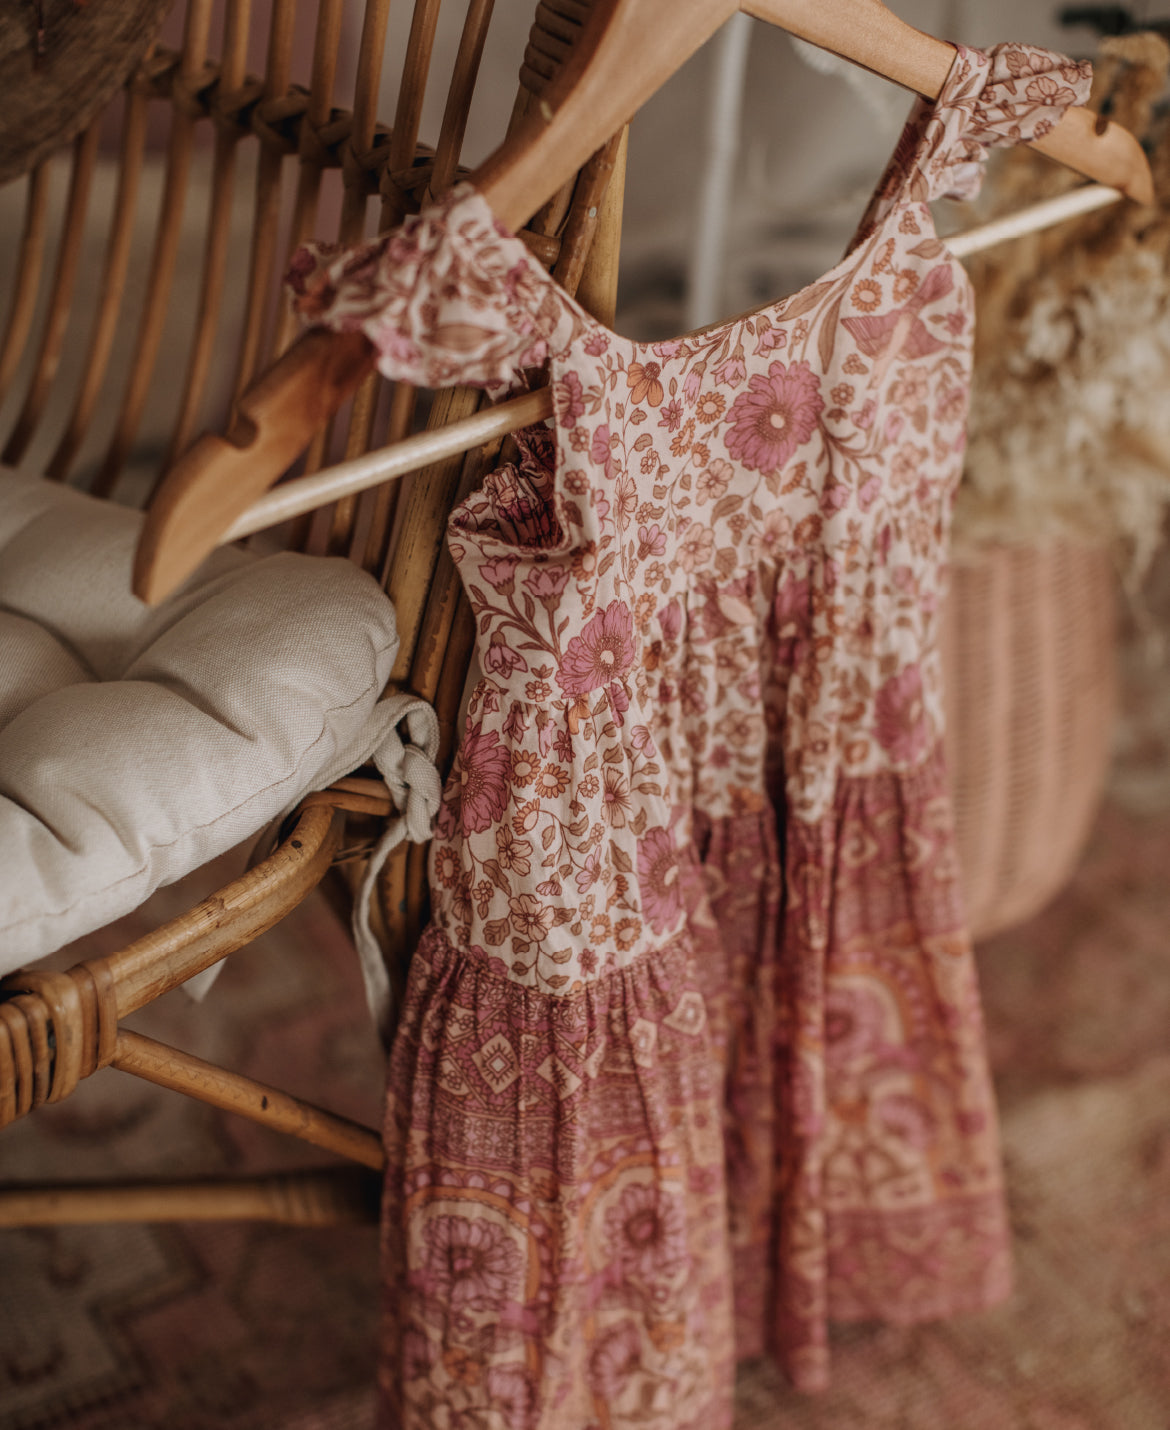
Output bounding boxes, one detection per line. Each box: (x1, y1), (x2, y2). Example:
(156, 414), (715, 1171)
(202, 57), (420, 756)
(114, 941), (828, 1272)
(4, 800), (1170, 1427)
(0, 870), (386, 1430)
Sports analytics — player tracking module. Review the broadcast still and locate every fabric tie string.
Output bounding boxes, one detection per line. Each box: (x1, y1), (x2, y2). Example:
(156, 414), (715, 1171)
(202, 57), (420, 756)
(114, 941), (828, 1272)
(353, 693), (442, 1037)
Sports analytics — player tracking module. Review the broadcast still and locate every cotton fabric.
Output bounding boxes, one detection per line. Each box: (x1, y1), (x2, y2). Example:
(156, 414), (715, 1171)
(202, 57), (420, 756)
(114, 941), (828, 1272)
(291, 42), (1091, 1429)
(0, 471), (416, 973)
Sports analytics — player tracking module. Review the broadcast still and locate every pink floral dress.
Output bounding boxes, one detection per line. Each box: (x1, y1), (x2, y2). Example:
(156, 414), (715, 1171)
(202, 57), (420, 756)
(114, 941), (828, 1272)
(289, 42), (1091, 1430)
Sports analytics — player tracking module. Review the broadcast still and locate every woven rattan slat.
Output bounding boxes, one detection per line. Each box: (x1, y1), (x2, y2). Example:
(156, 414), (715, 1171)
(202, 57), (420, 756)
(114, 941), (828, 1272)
(380, 386), (483, 672)
(321, 0), (395, 555)
(347, 0), (392, 209)
(430, 0), (497, 197)
(575, 126), (626, 326)
(46, 88), (152, 482)
(286, 0), (354, 494)
(268, 0), (346, 363)
(96, 0), (218, 496)
(165, 0), (255, 466)
(0, 163), (51, 406)
(232, 0), (296, 397)
(95, 104), (198, 497)
(353, 0), (473, 571)
(2, 123), (102, 466)
(382, 0), (443, 226)
(360, 381), (415, 573)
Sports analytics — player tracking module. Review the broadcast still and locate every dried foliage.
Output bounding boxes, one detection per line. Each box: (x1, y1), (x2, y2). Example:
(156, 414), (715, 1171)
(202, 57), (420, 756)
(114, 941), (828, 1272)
(958, 33), (1170, 584)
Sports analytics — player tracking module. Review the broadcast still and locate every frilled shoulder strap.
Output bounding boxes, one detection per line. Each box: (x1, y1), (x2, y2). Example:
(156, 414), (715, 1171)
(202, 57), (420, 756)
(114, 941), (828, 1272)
(285, 183), (590, 392)
(927, 43), (1093, 200)
(858, 42), (1093, 233)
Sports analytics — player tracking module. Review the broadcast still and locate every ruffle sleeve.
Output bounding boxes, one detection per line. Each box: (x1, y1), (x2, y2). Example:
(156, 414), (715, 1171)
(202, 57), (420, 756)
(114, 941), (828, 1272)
(862, 42), (1093, 223)
(966, 42), (1094, 145)
(286, 184), (589, 392)
(935, 42), (1093, 201)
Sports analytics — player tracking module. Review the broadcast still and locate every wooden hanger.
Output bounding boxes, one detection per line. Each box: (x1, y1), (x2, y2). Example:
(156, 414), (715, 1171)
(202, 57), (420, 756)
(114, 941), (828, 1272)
(134, 0), (1155, 604)
(204, 177), (1137, 544)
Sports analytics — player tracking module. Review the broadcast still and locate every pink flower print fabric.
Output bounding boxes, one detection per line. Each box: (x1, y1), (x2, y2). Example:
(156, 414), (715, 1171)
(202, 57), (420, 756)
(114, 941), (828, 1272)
(291, 41), (1089, 1430)
(286, 188), (586, 393)
(724, 359), (824, 473)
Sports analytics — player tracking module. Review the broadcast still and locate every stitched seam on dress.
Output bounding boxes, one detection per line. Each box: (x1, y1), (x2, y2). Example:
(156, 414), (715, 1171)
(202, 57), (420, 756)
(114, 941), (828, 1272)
(418, 918), (698, 1004)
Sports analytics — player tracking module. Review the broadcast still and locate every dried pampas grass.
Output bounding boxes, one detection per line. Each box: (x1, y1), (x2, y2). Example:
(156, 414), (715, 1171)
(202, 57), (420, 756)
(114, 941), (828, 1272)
(956, 33), (1170, 587)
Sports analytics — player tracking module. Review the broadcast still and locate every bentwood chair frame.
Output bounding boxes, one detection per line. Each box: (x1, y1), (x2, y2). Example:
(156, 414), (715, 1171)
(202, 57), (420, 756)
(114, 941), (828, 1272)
(0, 0), (626, 1228)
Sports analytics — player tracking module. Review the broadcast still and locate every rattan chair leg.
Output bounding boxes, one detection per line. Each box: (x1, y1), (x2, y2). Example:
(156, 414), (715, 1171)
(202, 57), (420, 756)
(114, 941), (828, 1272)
(0, 1167), (381, 1227)
(0, 803), (344, 1134)
(98, 804), (344, 1019)
(111, 1028), (384, 1169)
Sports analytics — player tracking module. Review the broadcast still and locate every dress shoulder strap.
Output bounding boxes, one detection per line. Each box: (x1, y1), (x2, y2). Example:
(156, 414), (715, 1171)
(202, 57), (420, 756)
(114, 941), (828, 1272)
(286, 184), (589, 393)
(855, 43), (1093, 240)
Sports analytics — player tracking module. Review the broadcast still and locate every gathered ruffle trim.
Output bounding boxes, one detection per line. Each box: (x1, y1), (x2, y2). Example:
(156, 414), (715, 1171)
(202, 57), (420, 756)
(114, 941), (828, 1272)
(931, 43), (1092, 203)
(286, 183), (590, 393)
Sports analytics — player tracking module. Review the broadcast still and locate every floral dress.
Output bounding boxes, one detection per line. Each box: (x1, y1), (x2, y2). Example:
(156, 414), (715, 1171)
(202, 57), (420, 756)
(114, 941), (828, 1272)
(289, 42), (1091, 1430)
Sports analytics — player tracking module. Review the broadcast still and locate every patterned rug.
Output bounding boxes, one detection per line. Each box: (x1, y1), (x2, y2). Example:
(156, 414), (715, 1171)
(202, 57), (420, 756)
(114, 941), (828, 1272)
(5, 707), (1170, 1428)
(0, 869), (386, 1430)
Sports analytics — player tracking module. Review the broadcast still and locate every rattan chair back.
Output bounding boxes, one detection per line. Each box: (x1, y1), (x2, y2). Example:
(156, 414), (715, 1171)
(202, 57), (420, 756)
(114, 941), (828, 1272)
(0, 0), (626, 966)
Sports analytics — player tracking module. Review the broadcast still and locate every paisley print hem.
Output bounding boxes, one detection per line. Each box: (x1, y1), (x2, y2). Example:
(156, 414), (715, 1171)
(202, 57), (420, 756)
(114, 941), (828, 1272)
(378, 920), (735, 1430)
(688, 756), (1010, 1382)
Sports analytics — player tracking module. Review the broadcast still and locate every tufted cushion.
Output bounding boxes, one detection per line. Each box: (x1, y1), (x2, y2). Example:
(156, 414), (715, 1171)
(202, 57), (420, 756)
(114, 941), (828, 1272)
(0, 471), (403, 970)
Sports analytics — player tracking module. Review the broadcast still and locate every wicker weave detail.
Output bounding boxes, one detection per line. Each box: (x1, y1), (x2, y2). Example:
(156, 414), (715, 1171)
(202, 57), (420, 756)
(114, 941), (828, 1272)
(942, 541), (1117, 941)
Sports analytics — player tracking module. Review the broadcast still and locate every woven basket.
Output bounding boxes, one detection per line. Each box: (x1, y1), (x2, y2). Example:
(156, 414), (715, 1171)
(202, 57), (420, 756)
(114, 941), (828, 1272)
(941, 541), (1117, 941)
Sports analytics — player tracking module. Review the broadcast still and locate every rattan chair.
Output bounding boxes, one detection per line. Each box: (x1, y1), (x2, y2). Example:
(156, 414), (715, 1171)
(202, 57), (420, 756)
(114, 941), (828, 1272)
(0, 0), (626, 1228)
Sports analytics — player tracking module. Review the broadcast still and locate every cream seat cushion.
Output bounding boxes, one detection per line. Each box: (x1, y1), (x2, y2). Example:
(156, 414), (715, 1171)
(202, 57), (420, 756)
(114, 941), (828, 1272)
(0, 470), (404, 970)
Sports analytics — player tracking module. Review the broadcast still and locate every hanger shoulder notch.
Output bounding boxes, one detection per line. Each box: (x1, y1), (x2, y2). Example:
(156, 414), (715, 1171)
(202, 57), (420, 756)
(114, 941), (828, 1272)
(133, 328), (375, 604)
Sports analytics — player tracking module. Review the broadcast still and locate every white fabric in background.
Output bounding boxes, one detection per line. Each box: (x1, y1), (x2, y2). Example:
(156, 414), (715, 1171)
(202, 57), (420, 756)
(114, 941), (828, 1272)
(0, 471), (436, 1022)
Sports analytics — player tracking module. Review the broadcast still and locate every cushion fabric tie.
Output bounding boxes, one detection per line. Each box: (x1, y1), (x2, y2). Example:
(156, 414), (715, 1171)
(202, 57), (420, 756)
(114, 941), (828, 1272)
(353, 693), (442, 1036)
